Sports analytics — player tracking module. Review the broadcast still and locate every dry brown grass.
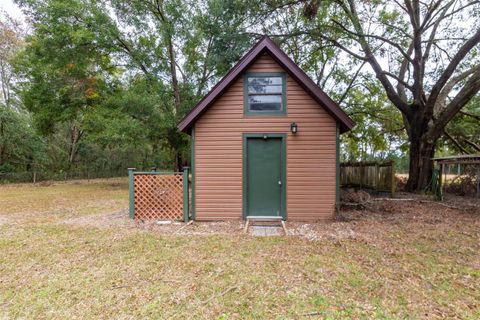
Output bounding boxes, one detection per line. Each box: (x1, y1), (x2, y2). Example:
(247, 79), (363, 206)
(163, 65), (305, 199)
(396, 173), (468, 183)
(0, 179), (479, 319)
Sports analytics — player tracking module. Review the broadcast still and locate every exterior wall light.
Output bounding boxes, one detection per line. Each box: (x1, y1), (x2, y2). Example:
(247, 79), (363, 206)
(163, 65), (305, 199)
(290, 122), (298, 134)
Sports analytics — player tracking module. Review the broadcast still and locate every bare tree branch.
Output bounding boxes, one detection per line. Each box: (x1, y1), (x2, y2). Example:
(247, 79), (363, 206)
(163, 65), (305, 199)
(331, 19), (414, 62)
(443, 130), (469, 154)
(343, 0), (412, 116)
(397, 42), (414, 102)
(427, 27), (480, 111)
(393, 0), (409, 14)
(436, 65), (480, 114)
(404, 0), (427, 106)
(463, 138), (480, 152)
(424, 0), (480, 30)
(432, 66), (480, 137)
(311, 32), (369, 61)
(338, 61), (366, 105)
(459, 110), (480, 121)
(381, 71), (413, 90)
(320, 56), (338, 88)
(115, 36), (150, 76)
(419, 0), (447, 31)
(422, 1), (454, 63)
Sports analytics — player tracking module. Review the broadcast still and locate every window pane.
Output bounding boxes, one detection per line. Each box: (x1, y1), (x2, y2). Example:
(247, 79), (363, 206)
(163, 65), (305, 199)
(247, 77), (283, 86)
(247, 77), (283, 94)
(247, 84), (282, 94)
(248, 95), (282, 111)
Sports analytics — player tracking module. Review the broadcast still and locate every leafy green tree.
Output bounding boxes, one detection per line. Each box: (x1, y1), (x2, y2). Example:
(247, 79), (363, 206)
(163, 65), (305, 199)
(0, 12), (45, 174)
(15, 0), (118, 168)
(15, 0), (478, 188)
(0, 107), (46, 173)
(105, 0), (254, 169)
(265, 0), (480, 191)
(0, 12), (24, 110)
(15, 0), (256, 173)
(341, 75), (408, 161)
(248, 2), (409, 166)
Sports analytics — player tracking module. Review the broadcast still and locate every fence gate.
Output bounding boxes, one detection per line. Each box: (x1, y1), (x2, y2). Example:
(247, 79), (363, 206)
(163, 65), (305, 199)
(128, 168), (189, 221)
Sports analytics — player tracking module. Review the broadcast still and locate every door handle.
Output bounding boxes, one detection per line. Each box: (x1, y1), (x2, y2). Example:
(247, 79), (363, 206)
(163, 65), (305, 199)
(278, 181), (282, 186)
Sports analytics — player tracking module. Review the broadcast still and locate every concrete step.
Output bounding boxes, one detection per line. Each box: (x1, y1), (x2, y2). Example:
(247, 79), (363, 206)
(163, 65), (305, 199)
(244, 217), (287, 235)
(250, 226), (283, 236)
(246, 215), (283, 221)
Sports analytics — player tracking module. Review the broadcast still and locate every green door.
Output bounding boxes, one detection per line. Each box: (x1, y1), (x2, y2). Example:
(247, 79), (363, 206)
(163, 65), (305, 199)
(246, 137), (284, 217)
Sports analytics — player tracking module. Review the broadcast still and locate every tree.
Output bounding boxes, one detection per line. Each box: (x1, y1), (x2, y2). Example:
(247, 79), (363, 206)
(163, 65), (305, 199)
(341, 74), (408, 161)
(15, 0), (255, 172)
(0, 12), (24, 110)
(0, 13), (44, 174)
(106, 0), (254, 170)
(268, 0), (480, 191)
(15, 0), (124, 168)
(0, 106), (46, 173)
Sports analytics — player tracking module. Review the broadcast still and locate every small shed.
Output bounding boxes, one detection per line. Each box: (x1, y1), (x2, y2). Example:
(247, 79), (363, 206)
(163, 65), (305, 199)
(433, 154), (480, 199)
(177, 36), (355, 221)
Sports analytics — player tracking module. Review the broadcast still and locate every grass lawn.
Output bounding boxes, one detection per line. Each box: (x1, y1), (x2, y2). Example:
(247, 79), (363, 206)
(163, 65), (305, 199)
(0, 179), (479, 319)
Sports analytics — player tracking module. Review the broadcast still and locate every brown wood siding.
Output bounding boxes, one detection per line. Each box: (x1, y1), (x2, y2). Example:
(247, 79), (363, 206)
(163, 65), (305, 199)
(194, 53), (337, 221)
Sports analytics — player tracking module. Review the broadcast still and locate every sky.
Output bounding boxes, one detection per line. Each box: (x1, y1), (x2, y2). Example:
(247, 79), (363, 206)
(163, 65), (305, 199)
(1, 0), (25, 20)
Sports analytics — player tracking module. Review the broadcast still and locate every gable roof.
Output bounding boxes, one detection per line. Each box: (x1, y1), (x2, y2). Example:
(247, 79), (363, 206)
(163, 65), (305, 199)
(177, 36), (355, 134)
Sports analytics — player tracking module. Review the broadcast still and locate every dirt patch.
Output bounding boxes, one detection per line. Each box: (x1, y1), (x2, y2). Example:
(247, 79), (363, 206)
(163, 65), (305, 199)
(291, 192), (480, 242)
(1, 177), (127, 188)
(139, 220), (245, 235)
(340, 189), (371, 203)
(60, 214), (246, 236)
(146, 194), (479, 241)
(287, 222), (359, 241)
(0, 216), (9, 227)
(61, 210), (134, 229)
(58, 188), (479, 243)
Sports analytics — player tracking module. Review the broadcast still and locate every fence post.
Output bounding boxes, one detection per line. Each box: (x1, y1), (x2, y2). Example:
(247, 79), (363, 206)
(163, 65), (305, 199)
(128, 168), (136, 219)
(438, 163), (444, 201)
(359, 163), (363, 189)
(476, 166), (479, 198)
(183, 167), (190, 222)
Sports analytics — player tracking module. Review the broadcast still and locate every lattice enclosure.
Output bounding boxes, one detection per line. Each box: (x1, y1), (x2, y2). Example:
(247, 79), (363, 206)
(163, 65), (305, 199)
(134, 173), (184, 220)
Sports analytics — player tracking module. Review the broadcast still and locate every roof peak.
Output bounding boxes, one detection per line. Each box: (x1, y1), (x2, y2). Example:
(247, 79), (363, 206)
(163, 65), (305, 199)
(177, 36), (355, 133)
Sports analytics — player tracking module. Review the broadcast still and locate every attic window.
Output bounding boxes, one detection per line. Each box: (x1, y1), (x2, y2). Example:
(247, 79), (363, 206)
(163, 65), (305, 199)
(244, 73), (286, 115)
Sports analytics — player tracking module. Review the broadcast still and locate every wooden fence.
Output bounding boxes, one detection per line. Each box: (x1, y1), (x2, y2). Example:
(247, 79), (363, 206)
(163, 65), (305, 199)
(128, 168), (189, 221)
(340, 161), (395, 194)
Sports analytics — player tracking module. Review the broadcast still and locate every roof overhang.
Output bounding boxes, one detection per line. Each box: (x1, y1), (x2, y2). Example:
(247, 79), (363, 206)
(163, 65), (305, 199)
(432, 154), (480, 164)
(177, 36), (355, 134)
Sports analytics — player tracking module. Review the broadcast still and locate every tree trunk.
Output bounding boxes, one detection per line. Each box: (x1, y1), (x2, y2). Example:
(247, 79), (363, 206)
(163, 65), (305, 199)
(405, 135), (436, 191)
(166, 38), (181, 112)
(174, 150), (182, 173)
(0, 119), (5, 166)
(67, 125), (83, 169)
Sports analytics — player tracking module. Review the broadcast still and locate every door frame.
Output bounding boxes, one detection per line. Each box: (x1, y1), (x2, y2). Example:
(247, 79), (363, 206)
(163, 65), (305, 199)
(242, 133), (287, 220)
